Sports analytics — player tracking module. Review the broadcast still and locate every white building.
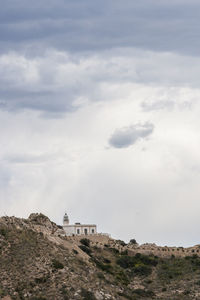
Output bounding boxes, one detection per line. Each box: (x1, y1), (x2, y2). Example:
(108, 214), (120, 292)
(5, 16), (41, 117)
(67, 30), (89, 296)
(63, 213), (97, 236)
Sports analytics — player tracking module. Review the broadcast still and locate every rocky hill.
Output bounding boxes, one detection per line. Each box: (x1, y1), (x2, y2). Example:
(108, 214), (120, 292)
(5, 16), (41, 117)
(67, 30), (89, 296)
(1, 214), (200, 299)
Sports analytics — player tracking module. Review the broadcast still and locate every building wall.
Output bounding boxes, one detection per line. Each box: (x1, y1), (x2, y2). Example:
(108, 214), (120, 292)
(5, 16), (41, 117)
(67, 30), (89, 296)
(63, 224), (97, 236)
(63, 225), (75, 236)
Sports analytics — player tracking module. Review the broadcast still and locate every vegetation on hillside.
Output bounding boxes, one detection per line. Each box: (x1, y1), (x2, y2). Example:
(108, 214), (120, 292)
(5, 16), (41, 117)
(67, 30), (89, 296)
(1, 215), (200, 299)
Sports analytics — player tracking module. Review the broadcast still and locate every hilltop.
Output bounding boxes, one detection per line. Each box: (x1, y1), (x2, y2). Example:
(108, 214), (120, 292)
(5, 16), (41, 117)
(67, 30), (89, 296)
(1, 214), (200, 299)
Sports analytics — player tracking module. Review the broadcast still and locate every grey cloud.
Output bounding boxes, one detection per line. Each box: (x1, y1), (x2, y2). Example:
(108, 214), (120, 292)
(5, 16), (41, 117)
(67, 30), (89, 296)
(141, 100), (175, 112)
(1, 0), (200, 55)
(4, 153), (57, 164)
(0, 89), (75, 115)
(109, 123), (154, 148)
(0, 48), (200, 116)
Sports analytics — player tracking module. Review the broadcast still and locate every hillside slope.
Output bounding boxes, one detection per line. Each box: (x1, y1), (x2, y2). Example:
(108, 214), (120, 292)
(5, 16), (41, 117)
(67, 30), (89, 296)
(1, 214), (200, 299)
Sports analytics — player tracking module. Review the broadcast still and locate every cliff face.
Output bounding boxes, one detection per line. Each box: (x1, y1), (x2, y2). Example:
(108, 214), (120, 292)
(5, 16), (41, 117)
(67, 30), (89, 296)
(1, 214), (200, 300)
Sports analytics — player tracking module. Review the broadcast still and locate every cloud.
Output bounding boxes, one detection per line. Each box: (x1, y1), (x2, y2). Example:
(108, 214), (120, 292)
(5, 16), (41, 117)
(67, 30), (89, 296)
(0, 49), (200, 116)
(1, 0), (200, 56)
(109, 123), (154, 148)
(141, 100), (175, 111)
(2, 1), (200, 247)
(3, 153), (56, 164)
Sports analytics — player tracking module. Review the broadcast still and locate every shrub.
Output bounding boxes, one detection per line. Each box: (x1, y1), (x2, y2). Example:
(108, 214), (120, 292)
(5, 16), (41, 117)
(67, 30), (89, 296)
(121, 250), (128, 256)
(103, 258), (111, 264)
(92, 257), (113, 273)
(109, 247), (119, 254)
(116, 239), (127, 246)
(115, 271), (130, 285)
(132, 289), (155, 297)
(117, 253), (157, 269)
(80, 288), (96, 300)
(35, 276), (47, 284)
(0, 228), (8, 238)
(130, 239), (137, 245)
(52, 259), (64, 269)
(79, 245), (92, 255)
(117, 256), (133, 269)
(80, 238), (90, 247)
(97, 272), (105, 279)
(72, 249), (78, 254)
(183, 289), (190, 295)
(134, 264), (152, 276)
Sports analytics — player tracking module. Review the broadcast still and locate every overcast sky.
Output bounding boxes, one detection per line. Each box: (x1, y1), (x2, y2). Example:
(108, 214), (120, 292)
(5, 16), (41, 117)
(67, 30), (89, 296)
(1, 0), (200, 246)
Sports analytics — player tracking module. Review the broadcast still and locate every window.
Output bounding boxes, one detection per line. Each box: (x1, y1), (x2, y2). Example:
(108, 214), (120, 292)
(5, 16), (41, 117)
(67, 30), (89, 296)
(92, 229), (95, 234)
(84, 228), (88, 235)
(77, 229), (80, 234)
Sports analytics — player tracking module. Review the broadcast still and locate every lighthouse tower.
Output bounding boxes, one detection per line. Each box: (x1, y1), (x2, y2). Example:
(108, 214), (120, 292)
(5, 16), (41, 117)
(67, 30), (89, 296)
(63, 213), (69, 225)
(62, 212), (97, 236)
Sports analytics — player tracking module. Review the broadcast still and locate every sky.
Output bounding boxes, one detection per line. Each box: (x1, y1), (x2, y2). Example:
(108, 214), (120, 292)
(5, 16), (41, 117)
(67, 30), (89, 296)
(1, 0), (200, 246)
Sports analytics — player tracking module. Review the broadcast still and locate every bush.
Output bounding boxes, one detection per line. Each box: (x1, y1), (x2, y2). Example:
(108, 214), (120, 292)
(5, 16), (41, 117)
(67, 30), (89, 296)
(117, 254), (157, 269)
(52, 259), (64, 269)
(130, 239), (137, 245)
(132, 289), (155, 297)
(80, 288), (96, 300)
(116, 253), (158, 277)
(72, 249), (78, 254)
(134, 264), (152, 276)
(92, 257), (113, 274)
(97, 272), (105, 279)
(115, 271), (130, 285)
(80, 238), (90, 247)
(79, 245), (92, 255)
(109, 248), (119, 254)
(103, 258), (111, 264)
(116, 239), (127, 246)
(117, 256), (133, 269)
(35, 276), (47, 284)
(0, 228), (8, 238)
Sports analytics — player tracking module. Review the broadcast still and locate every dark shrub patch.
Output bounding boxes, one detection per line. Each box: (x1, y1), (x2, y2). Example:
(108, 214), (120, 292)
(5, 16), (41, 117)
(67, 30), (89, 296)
(116, 239), (127, 246)
(92, 257), (113, 274)
(72, 249), (78, 254)
(80, 238), (90, 247)
(52, 259), (64, 269)
(115, 271), (130, 285)
(117, 254), (157, 269)
(34, 276), (47, 284)
(0, 228), (8, 239)
(109, 248), (119, 254)
(116, 253), (158, 277)
(103, 258), (111, 264)
(129, 239), (137, 245)
(80, 288), (96, 300)
(134, 265), (152, 276)
(79, 245), (92, 255)
(97, 272), (105, 279)
(132, 289), (155, 297)
(116, 255), (133, 269)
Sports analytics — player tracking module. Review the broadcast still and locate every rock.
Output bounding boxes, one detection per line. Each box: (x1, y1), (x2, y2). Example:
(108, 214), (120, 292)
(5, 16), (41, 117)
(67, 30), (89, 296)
(95, 291), (104, 300)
